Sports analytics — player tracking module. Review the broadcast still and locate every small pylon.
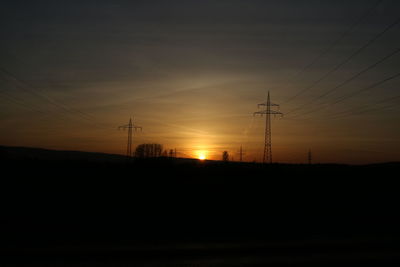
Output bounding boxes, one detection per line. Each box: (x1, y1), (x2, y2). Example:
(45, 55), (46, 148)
(118, 117), (142, 157)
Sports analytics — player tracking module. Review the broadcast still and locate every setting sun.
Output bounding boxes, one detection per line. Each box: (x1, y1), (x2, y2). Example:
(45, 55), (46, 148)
(198, 152), (206, 160)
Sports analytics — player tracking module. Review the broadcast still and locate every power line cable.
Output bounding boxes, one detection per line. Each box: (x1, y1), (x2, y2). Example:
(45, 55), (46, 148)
(329, 100), (400, 120)
(283, 0), (384, 104)
(327, 94), (400, 119)
(331, 71), (400, 105)
(286, 71), (400, 120)
(284, 14), (400, 115)
(0, 67), (95, 120)
(0, 89), (49, 116)
(0, 67), (113, 130)
(285, 47), (400, 118)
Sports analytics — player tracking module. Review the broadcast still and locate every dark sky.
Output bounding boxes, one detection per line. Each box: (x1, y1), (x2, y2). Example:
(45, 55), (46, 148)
(1, 0), (399, 163)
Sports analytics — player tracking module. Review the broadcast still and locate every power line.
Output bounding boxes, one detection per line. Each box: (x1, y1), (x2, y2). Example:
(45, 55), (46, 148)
(286, 88), (400, 122)
(329, 101), (399, 121)
(0, 81), (92, 127)
(0, 68), (92, 119)
(331, 71), (400, 105)
(286, 70), (400, 120)
(0, 90), (48, 116)
(332, 94), (400, 116)
(317, 47), (400, 103)
(0, 67), (113, 130)
(285, 47), (400, 118)
(1, 87), (118, 135)
(0, 78), (56, 115)
(327, 94), (400, 120)
(283, 0), (383, 104)
(284, 14), (400, 115)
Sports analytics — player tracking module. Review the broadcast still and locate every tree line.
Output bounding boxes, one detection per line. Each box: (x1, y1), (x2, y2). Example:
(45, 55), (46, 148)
(135, 143), (231, 161)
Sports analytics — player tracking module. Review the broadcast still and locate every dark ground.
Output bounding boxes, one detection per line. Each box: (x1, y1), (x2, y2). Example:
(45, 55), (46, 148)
(1, 145), (400, 266)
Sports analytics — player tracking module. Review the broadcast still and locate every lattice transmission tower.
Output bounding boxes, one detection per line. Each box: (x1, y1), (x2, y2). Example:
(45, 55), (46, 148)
(118, 117), (142, 157)
(254, 91), (283, 163)
(237, 145), (246, 162)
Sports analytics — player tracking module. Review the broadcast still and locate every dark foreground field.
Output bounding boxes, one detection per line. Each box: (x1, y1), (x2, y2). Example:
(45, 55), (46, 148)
(1, 146), (400, 266)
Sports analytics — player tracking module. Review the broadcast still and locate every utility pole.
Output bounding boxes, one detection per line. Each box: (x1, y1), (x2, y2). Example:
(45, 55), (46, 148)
(254, 91), (283, 163)
(237, 145), (245, 162)
(118, 117), (142, 157)
(308, 149), (312, 165)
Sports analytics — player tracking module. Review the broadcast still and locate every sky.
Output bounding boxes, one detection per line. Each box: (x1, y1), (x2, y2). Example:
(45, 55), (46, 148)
(0, 0), (399, 164)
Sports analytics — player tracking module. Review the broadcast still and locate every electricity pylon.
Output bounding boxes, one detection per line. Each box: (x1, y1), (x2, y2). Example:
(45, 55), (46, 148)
(237, 145), (245, 162)
(118, 117), (142, 157)
(254, 91), (283, 163)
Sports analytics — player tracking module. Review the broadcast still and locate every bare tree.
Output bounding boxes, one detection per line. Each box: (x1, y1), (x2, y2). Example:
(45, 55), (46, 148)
(135, 144), (163, 158)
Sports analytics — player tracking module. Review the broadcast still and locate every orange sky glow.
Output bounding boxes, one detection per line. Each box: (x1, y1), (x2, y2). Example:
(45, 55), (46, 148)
(1, 1), (400, 164)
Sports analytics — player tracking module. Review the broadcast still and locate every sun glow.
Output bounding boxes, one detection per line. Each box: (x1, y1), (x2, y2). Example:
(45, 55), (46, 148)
(198, 152), (206, 160)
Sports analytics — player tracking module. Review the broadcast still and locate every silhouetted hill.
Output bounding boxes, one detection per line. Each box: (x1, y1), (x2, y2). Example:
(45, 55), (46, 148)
(1, 146), (400, 265)
(0, 145), (127, 162)
(2, 145), (399, 167)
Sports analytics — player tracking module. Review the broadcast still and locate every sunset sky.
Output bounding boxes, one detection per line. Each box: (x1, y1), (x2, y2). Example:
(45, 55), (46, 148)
(1, 0), (399, 163)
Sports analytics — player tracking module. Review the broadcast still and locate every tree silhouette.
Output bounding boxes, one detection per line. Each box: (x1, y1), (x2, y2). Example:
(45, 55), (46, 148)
(135, 143), (163, 158)
(222, 151), (229, 162)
